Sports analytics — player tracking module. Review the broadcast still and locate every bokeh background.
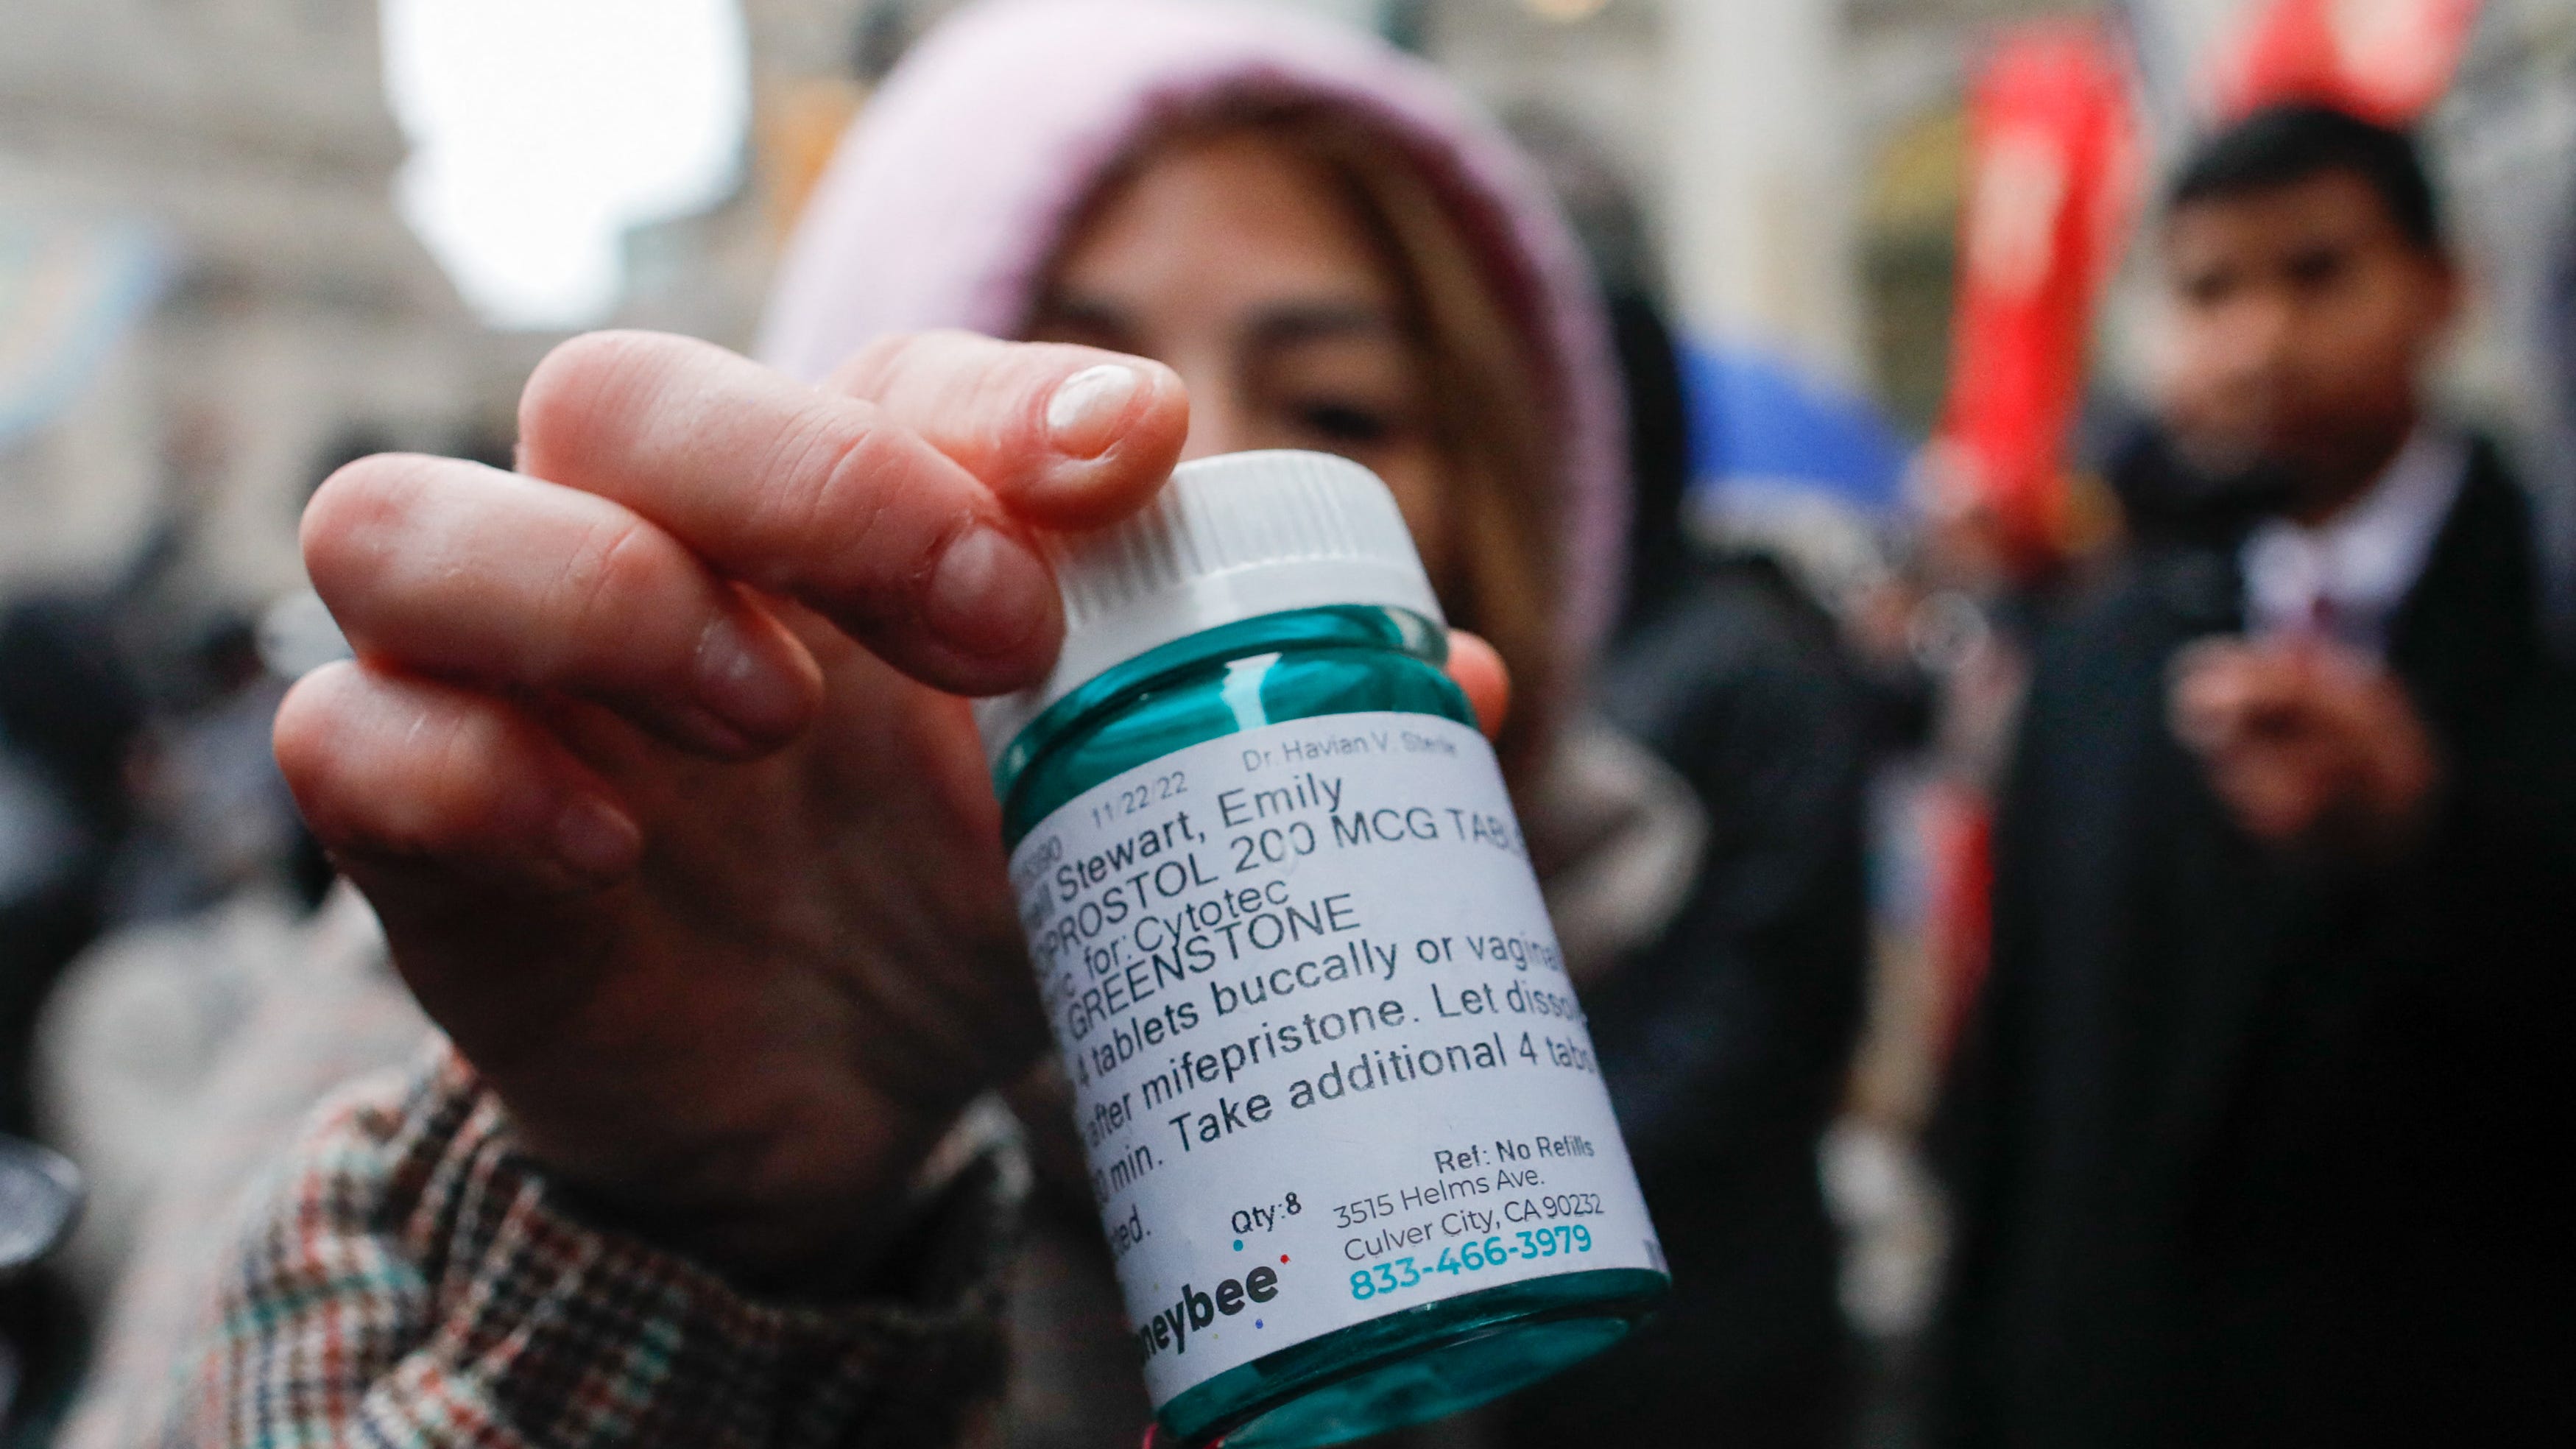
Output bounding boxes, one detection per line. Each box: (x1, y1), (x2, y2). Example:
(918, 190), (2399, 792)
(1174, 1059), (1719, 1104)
(8, 0), (2576, 1440)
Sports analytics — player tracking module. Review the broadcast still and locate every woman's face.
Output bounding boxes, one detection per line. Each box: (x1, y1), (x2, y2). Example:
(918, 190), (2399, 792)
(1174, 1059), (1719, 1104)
(1026, 130), (1453, 582)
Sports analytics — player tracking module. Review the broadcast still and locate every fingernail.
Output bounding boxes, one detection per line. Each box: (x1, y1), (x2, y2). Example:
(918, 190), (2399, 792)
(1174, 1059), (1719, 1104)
(694, 609), (810, 742)
(926, 524), (1054, 659)
(553, 795), (641, 882)
(1045, 364), (1142, 459)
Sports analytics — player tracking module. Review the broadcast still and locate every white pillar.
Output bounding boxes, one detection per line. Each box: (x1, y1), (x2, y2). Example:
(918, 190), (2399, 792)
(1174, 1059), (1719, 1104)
(1662, 0), (1864, 383)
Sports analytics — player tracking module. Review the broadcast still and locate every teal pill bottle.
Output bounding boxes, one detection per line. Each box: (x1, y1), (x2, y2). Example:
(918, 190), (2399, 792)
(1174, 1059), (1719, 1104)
(978, 451), (1668, 1448)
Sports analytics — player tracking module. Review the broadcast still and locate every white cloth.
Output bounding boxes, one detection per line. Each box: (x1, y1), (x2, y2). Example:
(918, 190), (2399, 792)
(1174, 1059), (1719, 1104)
(2239, 430), (2468, 653)
(1524, 719), (1709, 987)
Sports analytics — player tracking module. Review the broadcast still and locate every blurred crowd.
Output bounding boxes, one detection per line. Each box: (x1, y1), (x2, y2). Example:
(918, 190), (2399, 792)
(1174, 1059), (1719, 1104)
(2, 1), (2571, 1447)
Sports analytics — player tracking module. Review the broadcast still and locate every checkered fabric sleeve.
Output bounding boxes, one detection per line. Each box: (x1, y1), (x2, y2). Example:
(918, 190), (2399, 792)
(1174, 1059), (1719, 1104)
(149, 1044), (1020, 1449)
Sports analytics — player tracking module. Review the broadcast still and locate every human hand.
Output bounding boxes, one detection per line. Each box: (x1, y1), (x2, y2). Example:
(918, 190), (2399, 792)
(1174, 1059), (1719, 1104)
(2167, 635), (2439, 854)
(278, 331), (1506, 1285)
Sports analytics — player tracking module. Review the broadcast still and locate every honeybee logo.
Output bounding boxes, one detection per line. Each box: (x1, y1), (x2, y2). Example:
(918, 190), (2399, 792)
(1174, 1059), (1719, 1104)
(1135, 1263), (1282, 1361)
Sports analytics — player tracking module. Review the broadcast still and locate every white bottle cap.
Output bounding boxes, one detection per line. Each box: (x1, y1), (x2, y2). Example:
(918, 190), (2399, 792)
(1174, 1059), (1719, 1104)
(973, 450), (1444, 766)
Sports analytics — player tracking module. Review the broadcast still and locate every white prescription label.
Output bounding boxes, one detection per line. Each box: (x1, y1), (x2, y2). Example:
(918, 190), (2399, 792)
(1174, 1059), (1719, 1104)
(1009, 711), (1664, 1406)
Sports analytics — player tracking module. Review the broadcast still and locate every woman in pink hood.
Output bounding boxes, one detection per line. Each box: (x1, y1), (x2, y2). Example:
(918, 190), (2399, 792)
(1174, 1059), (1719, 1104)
(59, 4), (1824, 1447)
(759, 0), (1630, 777)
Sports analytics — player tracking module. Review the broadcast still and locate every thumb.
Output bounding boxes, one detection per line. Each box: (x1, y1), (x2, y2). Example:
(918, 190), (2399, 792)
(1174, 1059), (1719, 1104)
(1444, 630), (1511, 741)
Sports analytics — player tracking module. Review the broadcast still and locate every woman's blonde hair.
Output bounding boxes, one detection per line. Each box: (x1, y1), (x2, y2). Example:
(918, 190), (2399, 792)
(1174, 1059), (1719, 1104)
(1044, 101), (1570, 784)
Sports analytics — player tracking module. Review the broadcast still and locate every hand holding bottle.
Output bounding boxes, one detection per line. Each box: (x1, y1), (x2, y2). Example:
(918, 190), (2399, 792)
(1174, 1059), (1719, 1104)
(278, 330), (1506, 1284)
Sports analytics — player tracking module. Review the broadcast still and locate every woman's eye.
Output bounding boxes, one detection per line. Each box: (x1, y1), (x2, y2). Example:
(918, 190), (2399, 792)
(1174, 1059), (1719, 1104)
(1294, 402), (1396, 445)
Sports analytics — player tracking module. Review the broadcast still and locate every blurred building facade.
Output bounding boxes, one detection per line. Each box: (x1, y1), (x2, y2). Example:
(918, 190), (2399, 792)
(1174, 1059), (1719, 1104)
(618, 0), (894, 348)
(0, 0), (2159, 618)
(0, 0), (920, 624)
(0, 0), (551, 613)
(10, 0), (2571, 630)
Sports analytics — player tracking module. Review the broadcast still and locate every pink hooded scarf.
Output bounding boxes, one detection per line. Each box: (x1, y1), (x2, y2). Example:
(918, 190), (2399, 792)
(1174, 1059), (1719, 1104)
(755, 0), (1628, 659)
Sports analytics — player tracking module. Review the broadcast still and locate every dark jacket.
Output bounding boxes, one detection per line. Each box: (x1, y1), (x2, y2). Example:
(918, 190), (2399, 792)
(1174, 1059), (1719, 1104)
(1933, 443), (2576, 1447)
(1500, 554), (1873, 1448)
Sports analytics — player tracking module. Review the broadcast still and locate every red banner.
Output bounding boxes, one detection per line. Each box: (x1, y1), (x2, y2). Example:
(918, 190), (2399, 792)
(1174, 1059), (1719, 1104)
(2209, 0), (2483, 125)
(1932, 21), (2141, 577)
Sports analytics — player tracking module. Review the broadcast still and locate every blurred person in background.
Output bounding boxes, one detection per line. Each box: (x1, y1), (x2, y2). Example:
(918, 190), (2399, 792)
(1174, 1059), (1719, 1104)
(1932, 102), (2576, 1447)
(29, 429), (445, 1337)
(3, 516), (346, 1434)
(0, 596), (147, 1140)
(60, 2), (1869, 1445)
(1497, 109), (1873, 1449)
(0, 593), (145, 1436)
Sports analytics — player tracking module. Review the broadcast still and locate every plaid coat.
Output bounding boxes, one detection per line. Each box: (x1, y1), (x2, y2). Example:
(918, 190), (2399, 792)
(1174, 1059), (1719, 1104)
(78, 1045), (1020, 1449)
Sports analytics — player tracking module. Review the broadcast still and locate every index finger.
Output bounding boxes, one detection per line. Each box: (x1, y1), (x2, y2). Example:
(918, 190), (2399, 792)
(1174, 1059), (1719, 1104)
(515, 332), (1179, 696)
(828, 330), (1188, 529)
(2173, 636), (2357, 752)
(2168, 638), (2258, 752)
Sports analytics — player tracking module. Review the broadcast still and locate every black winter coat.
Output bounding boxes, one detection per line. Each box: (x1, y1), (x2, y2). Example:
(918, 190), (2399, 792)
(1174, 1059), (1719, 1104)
(1933, 445), (2576, 1447)
(1500, 556), (1873, 1448)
